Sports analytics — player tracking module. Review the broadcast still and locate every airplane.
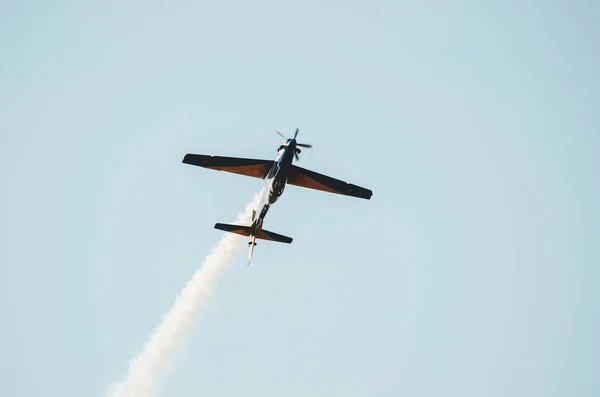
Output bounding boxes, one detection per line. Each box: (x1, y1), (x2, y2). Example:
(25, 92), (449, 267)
(182, 128), (373, 264)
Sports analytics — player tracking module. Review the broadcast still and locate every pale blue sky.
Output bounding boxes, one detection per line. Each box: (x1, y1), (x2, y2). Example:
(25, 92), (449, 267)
(1, 1), (598, 396)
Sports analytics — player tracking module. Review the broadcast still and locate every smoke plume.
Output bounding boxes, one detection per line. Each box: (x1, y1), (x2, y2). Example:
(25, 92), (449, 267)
(107, 190), (263, 397)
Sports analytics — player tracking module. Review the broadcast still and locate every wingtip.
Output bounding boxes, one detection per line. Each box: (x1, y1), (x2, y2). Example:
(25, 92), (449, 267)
(358, 188), (373, 200)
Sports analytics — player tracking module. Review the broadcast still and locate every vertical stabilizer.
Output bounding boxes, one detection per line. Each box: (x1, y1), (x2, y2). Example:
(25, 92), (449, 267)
(247, 235), (256, 265)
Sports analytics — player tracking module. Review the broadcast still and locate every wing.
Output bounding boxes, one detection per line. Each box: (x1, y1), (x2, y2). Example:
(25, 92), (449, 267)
(182, 154), (274, 179)
(286, 165), (373, 200)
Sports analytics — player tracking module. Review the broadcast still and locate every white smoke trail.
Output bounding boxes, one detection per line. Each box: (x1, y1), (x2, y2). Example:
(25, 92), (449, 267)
(107, 190), (263, 397)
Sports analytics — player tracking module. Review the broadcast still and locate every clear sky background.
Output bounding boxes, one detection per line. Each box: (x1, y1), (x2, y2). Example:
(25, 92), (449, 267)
(1, 1), (598, 396)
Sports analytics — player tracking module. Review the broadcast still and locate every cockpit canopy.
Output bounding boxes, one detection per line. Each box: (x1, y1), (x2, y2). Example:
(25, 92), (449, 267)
(271, 163), (280, 177)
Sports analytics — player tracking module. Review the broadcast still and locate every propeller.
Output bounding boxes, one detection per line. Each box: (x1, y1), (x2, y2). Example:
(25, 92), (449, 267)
(276, 128), (312, 161)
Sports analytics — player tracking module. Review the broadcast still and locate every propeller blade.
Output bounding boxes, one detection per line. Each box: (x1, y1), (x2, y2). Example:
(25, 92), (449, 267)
(294, 128), (299, 139)
(276, 130), (287, 139)
(296, 143), (312, 148)
(294, 151), (299, 161)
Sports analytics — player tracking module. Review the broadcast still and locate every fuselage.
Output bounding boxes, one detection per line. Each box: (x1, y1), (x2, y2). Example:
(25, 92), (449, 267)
(251, 139), (298, 234)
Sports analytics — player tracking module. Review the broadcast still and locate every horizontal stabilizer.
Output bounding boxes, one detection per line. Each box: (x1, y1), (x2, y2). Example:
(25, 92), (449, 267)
(256, 229), (293, 244)
(214, 223), (252, 236)
(214, 223), (292, 244)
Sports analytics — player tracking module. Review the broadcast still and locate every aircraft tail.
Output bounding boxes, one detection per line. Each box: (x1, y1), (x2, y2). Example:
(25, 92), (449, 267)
(214, 222), (292, 265)
(214, 223), (254, 237)
(248, 234), (256, 265)
(214, 223), (293, 244)
(256, 229), (293, 244)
